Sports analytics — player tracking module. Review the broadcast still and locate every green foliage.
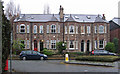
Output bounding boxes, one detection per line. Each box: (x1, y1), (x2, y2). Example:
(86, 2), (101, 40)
(75, 56), (120, 62)
(113, 38), (119, 53)
(42, 49), (54, 56)
(13, 39), (25, 55)
(105, 42), (115, 53)
(56, 42), (66, 54)
(66, 52), (85, 57)
(2, 4), (11, 72)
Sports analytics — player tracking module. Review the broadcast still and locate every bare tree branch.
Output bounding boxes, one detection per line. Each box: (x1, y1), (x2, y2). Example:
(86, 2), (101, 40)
(43, 4), (51, 14)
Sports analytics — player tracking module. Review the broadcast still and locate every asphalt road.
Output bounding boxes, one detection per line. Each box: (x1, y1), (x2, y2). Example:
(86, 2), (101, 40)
(8, 60), (119, 72)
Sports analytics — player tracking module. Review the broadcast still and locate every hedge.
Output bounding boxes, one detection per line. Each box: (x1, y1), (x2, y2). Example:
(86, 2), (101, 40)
(75, 56), (120, 62)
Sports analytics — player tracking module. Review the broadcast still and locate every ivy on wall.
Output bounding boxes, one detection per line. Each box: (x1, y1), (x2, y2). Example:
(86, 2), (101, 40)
(2, 4), (11, 72)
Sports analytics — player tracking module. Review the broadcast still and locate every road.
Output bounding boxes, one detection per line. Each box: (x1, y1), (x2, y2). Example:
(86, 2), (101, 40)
(8, 60), (119, 72)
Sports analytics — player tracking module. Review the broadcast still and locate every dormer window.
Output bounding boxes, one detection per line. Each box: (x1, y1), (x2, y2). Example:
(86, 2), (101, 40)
(20, 24), (25, 33)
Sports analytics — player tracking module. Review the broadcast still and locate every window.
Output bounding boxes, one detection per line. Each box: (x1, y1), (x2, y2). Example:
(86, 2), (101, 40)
(99, 40), (104, 49)
(94, 26), (97, 33)
(51, 40), (56, 49)
(46, 40), (49, 49)
(51, 24), (56, 33)
(47, 25), (49, 33)
(69, 25), (74, 34)
(76, 26), (78, 34)
(94, 40), (97, 49)
(69, 41), (74, 49)
(87, 26), (90, 34)
(81, 26), (85, 34)
(76, 41), (78, 49)
(27, 25), (29, 33)
(39, 25), (43, 33)
(58, 25), (60, 33)
(26, 51), (32, 54)
(27, 40), (29, 49)
(65, 26), (67, 34)
(33, 51), (37, 55)
(34, 25), (37, 33)
(99, 25), (104, 33)
(20, 24), (25, 33)
(21, 40), (25, 48)
(16, 25), (19, 33)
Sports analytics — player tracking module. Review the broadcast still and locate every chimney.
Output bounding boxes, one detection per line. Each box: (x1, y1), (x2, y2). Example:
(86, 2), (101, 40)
(102, 14), (105, 20)
(59, 5), (64, 22)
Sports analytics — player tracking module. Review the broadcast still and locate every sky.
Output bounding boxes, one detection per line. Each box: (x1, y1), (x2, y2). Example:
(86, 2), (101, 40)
(2, 0), (120, 21)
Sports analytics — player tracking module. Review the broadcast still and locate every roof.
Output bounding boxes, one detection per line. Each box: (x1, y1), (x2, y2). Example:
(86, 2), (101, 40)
(66, 14), (76, 22)
(111, 17), (120, 26)
(95, 15), (106, 22)
(14, 14), (108, 23)
(49, 14), (58, 22)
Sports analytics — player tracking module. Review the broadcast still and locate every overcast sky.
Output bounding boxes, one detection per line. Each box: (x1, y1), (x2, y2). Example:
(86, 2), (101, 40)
(2, 0), (120, 21)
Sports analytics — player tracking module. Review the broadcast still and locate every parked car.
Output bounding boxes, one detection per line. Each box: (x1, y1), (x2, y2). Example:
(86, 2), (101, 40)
(91, 50), (116, 56)
(19, 50), (47, 60)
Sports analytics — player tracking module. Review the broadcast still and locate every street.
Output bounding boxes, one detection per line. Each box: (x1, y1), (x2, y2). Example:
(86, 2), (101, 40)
(8, 60), (119, 72)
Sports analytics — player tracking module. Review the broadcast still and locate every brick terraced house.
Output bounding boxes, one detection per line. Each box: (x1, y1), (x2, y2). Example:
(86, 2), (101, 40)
(13, 6), (110, 52)
(110, 18), (120, 51)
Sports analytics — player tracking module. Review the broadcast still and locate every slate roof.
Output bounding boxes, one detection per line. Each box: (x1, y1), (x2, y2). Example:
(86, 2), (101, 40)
(111, 17), (120, 26)
(95, 15), (106, 22)
(14, 14), (108, 23)
(66, 14), (76, 22)
(49, 14), (58, 22)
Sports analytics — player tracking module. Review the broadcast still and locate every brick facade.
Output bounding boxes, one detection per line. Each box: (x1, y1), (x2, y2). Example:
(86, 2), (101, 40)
(13, 6), (110, 52)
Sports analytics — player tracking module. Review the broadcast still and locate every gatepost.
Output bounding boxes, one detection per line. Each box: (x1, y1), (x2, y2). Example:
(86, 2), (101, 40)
(0, 0), (2, 73)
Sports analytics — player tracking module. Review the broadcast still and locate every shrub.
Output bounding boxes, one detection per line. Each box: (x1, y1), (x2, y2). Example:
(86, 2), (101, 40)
(75, 56), (120, 62)
(56, 42), (66, 54)
(42, 49), (54, 56)
(113, 38), (119, 53)
(65, 52), (85, 57)
(105, 42), (115, 53)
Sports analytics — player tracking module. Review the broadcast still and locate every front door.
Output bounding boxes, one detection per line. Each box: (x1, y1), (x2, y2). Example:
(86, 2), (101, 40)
(34, 40), (38, 51)
(39, 41), (43, 52)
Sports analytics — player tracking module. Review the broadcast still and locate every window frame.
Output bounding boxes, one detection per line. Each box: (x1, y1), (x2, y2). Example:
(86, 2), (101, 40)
(99, 40), (104, 49)
(69, 40), (74, 49)
(20, 24), (25, 33)
(81, 26), (85, 34)
(51, 40), (56, 49)
(69, 25), (75, 34)
(99, 25), (104, 34)
(39, 25), (43, 33)
(27, 25), (29, 33)
(87, 26), (90, 34)
(51, 24), (56, 33)
(47, 25), (49, 33)
(33, 25), (37, 33)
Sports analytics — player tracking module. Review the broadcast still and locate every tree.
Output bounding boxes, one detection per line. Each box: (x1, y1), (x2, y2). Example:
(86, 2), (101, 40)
(56, 42), (66, 54)
(43, 4), (51, 14)
(113, 38), (119, 53)
(2, 1), (11, 72)
(13, 39), (25, 55)
(5, 0), (21, 20)
(105, 42), (115, 53)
